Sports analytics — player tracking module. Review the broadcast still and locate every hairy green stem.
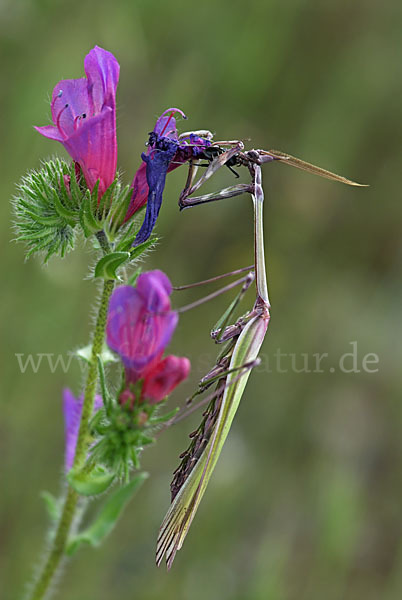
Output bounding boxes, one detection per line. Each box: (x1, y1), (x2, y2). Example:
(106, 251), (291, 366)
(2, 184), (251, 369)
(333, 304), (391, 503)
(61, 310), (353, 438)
(28, 487), (78, 600)
(73, 278), (114, 468)
(27, 273), (115, 600)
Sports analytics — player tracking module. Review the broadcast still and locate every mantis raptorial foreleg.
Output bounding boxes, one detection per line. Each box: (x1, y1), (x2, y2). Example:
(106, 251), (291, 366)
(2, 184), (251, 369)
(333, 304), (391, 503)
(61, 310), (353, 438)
(179, 183), (251, 209)
(179, 143), (244, 206)
(178, 141), (366, 212)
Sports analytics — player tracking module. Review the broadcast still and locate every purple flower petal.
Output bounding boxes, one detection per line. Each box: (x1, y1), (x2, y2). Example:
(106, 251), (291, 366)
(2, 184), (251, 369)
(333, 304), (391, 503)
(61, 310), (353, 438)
(84, 46), (119, 113)
(124, 162), (148, 220)
(136, 269), (172, 312)
(133, 139), (178, 245)
(62, 106), (116, 195)
(48, 78), (90, 138)
(124, 108), (184, 222)
(34, 125), (64, 142)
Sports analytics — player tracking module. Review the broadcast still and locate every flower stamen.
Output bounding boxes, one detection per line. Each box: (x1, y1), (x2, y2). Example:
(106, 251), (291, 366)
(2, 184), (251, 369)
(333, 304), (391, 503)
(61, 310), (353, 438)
(159, 111), (175, 137)
(50, 89), (63, 114)
(73, 113), (87, 130)
(56, 103), (70, 139)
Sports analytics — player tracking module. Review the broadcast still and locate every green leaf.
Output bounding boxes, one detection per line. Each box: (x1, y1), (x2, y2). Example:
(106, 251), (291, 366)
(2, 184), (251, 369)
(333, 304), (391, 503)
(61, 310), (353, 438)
(107, 184), (132, 235)
(40, 491), (60, 521)
(69, 165), (84, 205)
(98, 178), (118, 220)
(126, 267), (142, 286)
(79, 189), (101, 236)
(97, 354), (113, 417)
(149, 406), (180, 425)
(50, 184), (77, 225)
(130, 237), (156, 259)
(94, 251), (130, 280)
(76, 343), (118, 364)
(19, 207), (62, 227)
(67, 465), (115, 496)
(66, 472), (148, 555)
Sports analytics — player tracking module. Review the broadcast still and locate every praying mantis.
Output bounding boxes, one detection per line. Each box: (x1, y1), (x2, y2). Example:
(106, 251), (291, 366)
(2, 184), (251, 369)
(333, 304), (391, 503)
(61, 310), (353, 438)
(156, 139), (365, 568)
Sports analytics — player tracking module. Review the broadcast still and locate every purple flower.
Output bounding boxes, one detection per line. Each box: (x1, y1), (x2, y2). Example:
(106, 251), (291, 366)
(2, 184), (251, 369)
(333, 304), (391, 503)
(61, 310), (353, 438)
(133, 137), (178, 245)
(106, 270), (190, 405)
(63, 388), (103, 471)
(106, 270), (178, 371)
(35, 46), (119, 197)
(124, 108), (212, 244)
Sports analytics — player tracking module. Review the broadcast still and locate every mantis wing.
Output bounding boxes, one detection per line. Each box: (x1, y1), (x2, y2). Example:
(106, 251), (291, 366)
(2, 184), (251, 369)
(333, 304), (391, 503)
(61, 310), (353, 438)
(261, 149), (367, 187)
(156, 311), (269, 568)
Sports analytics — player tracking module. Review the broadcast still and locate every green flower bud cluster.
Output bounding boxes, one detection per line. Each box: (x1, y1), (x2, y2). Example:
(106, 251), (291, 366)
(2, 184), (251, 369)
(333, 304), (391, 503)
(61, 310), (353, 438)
(89, 371), (178, 481)
(13, 158), (156, 276)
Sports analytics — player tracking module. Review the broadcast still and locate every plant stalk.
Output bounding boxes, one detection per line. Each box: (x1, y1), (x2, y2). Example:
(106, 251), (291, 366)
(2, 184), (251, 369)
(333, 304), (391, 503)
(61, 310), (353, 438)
(27, 272), (115, 600)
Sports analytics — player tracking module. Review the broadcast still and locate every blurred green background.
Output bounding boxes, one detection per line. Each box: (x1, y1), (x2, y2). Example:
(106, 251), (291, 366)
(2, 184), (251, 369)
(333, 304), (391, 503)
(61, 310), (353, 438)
(1, 0), (402, 598)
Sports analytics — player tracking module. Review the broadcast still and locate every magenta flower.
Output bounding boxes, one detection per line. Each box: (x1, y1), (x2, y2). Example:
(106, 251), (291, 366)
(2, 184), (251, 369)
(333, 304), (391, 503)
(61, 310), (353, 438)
(35, 46), (120, 197)
(141, 355), (190, 404)
(125, 108), (212, 244)
(63, 388), (103, 471)
(106, 270), (190, 405)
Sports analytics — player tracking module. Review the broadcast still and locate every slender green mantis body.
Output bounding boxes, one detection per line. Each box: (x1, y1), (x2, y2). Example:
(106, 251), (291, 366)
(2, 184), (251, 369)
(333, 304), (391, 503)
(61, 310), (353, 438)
(157, 143), (365, 568)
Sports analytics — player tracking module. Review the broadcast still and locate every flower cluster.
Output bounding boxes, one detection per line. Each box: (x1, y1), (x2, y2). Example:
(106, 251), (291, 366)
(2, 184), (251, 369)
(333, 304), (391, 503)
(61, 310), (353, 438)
(63, 270), (189, 478)
(33, 47), (193, 476)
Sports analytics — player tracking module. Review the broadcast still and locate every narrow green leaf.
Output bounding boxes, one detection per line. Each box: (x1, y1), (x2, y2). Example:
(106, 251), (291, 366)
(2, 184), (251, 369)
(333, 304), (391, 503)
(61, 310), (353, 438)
(94, 251), (130, 280)
(114, 222), (138, 251)
(97, 354), (113, 417)
(18, 207), (61, 227)
(108, 184), (132, 235)
(67, 465), (115, 496)
(40, 491), (60, 521)
(66, 472), (148, 555)
(79, 190), (101, 236)
(149, 406), (179, 425)
(129, 238), (155, 260)
(90, 180), (100, 212)
(78, 201), (90, 237)
(20, 184), (45, 204)
(58, 171), (77, 211)
(98, 178), (117, 220)
(51, 185), (77, 225)
(17, 229), (54, 241)
(126, 267), (142, 287)
(68, 164), (83, 205)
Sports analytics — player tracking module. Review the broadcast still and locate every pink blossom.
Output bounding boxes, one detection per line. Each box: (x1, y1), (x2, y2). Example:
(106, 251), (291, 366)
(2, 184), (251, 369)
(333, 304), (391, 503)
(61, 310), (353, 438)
(35, 46), (119, 197)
